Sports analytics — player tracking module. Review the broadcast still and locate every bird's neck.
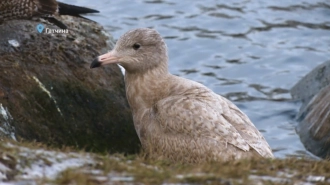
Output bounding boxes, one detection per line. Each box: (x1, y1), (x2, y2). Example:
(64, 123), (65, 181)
(124, 66), (171, 112)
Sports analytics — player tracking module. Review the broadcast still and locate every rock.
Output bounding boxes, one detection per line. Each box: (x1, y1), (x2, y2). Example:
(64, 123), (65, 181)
(295, 85), (330, 159)
(291, 60), (330, 110)
(0, 16), (140, 154)
(291, 61), (330, 159)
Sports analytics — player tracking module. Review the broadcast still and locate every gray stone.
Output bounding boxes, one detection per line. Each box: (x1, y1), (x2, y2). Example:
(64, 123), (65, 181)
(295, 85), (330, 159)
(291, 60), (330, 110)
(0, 16), (140, 154)
(291, 61), (330, 159)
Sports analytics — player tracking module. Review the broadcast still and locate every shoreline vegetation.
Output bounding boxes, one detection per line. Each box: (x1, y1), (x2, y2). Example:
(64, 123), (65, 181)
(1, 139), (329, 185)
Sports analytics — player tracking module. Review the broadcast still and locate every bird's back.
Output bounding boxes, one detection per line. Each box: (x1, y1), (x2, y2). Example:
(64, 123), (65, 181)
(0, 0), (57, 21)
(138, 75), (273, 162)
(0, 0), (99, 29)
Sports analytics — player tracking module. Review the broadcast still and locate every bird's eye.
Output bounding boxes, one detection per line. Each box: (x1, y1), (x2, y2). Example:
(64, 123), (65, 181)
(132, 43), (141, 50)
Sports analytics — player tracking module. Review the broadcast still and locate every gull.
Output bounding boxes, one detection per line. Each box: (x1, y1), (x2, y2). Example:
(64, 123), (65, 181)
(90, 28), (274, 163)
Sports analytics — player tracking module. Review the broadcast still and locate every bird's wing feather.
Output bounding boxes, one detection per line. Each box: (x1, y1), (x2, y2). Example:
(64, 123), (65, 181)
(35, 0), (58, 15)
(221, 98), (274, 157)
(154, 82), (273, 158)
(154, 87), (251, 152)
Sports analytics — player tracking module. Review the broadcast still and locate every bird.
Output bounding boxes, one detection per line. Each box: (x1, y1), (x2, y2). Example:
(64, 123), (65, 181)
(90, 28), (274, 163)
(0, 0), (99, 29)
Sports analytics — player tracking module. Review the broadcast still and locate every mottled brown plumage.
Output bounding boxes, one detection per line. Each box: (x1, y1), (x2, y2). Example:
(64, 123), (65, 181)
(90, 28), (274, 163)
(0, 0), (99, 29)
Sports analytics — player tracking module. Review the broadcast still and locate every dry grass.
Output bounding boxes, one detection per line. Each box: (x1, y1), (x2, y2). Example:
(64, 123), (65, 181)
(1, 139), (330, 185)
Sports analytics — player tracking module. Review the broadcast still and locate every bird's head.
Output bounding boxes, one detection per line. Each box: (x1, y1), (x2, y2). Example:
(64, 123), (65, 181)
(91, 28), (168, 74)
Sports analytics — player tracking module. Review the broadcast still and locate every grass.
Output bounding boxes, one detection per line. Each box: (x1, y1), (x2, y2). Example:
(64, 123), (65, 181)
(1, 139), (329, 185)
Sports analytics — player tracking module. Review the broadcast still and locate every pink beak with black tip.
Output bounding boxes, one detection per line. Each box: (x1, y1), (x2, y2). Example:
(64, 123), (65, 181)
(90, 51), (120, 68)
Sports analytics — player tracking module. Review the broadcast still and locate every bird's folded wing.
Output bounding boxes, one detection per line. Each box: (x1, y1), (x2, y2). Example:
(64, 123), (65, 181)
(36, 0), (58, 15)
(221, 98), (274, 158)
(154, 93), (251, 152)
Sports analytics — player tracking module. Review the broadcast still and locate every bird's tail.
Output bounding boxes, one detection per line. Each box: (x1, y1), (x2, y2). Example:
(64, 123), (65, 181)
(57, 2), (99, 16)
(37, 1), (100, 29)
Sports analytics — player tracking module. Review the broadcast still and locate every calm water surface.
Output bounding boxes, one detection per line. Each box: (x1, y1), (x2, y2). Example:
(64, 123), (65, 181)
(66, 0), (330, 158)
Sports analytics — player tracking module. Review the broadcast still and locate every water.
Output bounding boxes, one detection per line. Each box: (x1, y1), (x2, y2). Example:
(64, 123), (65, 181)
(67, 0), (330, 158)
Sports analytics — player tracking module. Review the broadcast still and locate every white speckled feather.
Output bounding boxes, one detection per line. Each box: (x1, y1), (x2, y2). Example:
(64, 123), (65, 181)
(153, 76), (273, 158)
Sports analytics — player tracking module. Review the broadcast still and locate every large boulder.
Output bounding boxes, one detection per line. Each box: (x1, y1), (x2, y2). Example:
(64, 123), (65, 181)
(0, 16), (140, 154)
(291, 60), (330, 110)
(291, 61), (330, 159)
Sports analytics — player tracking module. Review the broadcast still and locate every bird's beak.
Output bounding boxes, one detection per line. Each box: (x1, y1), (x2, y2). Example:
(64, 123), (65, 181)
(90, 51), (120, 68)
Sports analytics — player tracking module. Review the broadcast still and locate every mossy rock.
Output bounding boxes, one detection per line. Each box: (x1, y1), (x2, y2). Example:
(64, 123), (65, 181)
(0, 16), (140, 154)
